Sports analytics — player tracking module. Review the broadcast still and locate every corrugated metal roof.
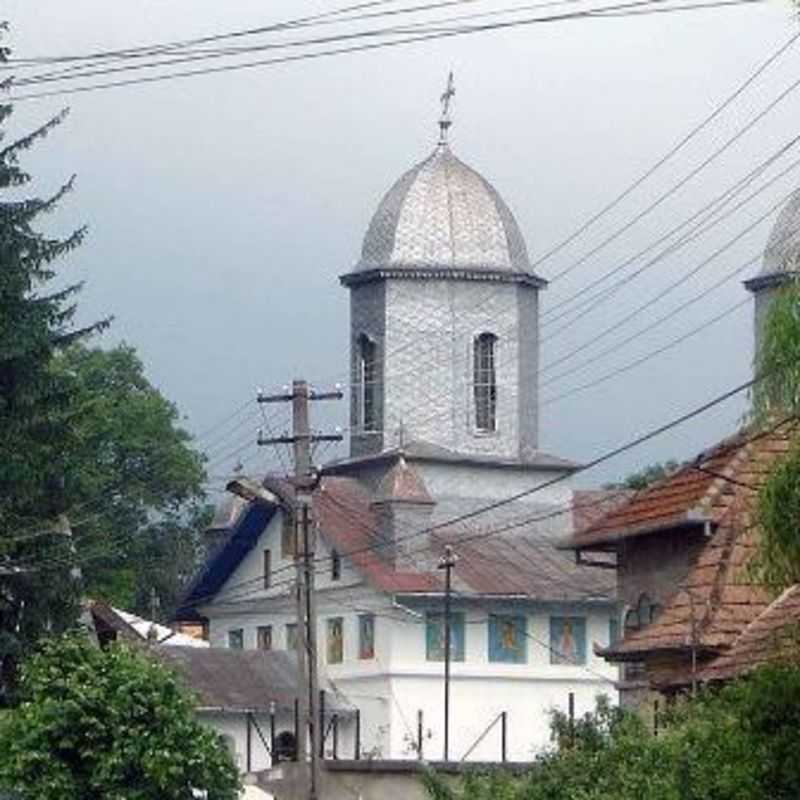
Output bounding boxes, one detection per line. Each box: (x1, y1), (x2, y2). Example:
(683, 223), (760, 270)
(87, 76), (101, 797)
(154, 646), (298, 712)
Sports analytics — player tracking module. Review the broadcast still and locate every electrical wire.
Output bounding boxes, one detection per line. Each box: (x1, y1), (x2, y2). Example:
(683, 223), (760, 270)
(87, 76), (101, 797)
(6, 0), (764, 102)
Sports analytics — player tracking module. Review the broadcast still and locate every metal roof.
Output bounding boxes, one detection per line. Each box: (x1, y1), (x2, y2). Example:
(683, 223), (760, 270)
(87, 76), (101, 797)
(352, 144), (540, 279)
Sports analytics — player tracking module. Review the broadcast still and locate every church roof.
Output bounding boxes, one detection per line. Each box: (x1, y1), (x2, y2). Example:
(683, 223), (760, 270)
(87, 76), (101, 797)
(373, 456), (434, 505)
(746, 188), (800, 289)
(350, 143), (542, 282)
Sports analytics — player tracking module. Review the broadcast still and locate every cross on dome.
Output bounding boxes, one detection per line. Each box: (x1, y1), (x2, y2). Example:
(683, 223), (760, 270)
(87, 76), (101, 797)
(438, 71), (455, 145)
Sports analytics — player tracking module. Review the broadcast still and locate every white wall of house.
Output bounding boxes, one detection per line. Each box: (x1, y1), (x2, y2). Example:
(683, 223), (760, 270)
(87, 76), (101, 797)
(202, 545), (618, 762)
(197, 709), (295, 774)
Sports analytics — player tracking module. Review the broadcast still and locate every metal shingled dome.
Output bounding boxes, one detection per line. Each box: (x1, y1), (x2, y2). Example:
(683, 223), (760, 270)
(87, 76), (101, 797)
(763, 188), (800, 275)
(358, 144), (532, 274)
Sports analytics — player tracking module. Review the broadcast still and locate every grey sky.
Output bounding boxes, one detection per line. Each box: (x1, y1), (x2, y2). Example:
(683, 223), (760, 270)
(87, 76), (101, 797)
(5, 0), (800, 491)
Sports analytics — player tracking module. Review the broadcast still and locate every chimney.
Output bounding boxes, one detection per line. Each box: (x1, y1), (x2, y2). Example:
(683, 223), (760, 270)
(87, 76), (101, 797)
(371, 456), (435, 569)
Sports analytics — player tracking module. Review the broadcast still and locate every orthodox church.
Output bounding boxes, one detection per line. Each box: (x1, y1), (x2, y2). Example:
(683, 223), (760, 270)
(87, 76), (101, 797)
(177, 82), (618, 765)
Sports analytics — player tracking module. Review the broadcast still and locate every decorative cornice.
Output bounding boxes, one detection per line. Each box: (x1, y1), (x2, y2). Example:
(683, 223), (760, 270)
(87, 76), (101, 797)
(340, 265), (547, 289)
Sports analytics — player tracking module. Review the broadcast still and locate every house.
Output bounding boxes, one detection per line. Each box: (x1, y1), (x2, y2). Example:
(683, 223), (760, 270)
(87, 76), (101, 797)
(562, 182), (800, 707)
(564, 422), (794, 707)
(177, 89), (620, 763)
(84, 600), (311, 775)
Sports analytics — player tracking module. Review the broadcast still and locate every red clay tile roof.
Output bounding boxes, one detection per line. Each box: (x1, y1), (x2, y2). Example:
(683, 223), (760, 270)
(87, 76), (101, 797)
(598, 423), (795, 665)
(567, 424), (793, 550)
(697, 584), (800, 682)
(572, 489), (635, 534)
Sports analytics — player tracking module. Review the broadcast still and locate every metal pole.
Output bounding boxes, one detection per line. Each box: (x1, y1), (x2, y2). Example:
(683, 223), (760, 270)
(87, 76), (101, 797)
(318, 688), (326, 759)
(246, 712), (252, 772)
(332, 714), (339, 760)
(294, 698), (300, 761)
(568, 692), (575, 749)
(270, 701), (277, 762)
(354, 709), (361, 760)
(653, 700), (659, 737)
(417, 709), (424, 760)
(302, 500), (321, 799)
(437, 545), (457, 762)
(501, 711), (507, 762)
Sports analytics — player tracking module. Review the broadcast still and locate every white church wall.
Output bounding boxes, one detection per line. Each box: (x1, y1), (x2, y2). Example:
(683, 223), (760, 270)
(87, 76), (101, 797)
(414, 461), (572, 511)
(213, 508), (361, 609)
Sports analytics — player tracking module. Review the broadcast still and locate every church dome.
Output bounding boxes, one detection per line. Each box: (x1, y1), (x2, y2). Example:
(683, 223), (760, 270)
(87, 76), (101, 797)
(357, 143), (534, 275)
(762, 188), (800, 276)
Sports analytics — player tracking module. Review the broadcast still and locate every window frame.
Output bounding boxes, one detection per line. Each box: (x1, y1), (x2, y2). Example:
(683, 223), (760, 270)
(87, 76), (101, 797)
(358, 333), (379, 433)
(257, 625), (273, 651)
(327, 617), (344, 664)
(228, 628), (244, 650)
(263, 548), (272, 589)
(331, 549), (341, 581)
(281, 512), (295, 558)
(285, 623), (298, 651)
(358, 613), (375, 660)
(473, 332), (498, 433)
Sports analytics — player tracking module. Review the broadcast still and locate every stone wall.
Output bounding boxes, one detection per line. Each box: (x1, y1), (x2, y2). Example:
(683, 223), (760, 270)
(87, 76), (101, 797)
(348, 276), (539, 459)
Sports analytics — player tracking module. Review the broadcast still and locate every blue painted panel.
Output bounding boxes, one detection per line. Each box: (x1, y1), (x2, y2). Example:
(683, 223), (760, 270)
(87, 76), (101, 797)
(489, 615), (527, 663)
(549, 616), (587, 665)
(426, 612), (465, 661)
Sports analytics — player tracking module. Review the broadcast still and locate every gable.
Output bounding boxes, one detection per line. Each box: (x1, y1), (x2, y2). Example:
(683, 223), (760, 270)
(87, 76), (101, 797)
(176, 502), (276, 619)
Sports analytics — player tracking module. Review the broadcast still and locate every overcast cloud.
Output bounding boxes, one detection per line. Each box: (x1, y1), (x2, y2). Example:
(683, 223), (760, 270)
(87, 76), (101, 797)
(5, 0), (800, 491)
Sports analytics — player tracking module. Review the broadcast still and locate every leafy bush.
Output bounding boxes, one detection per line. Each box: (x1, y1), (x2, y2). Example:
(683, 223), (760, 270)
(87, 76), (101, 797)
(0, 634), (240, 800)
(425, 664), (800, 800)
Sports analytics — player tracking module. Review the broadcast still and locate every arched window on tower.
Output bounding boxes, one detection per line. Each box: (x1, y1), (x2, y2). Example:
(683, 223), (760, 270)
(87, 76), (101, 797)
(358, 334), (378, 432)
(474, 332), (497, 432)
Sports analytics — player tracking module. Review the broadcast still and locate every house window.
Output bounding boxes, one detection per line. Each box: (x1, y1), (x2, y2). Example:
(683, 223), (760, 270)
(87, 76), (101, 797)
(228, 628), (244, 650)
(331, 549), (341, 581)
(488, 614), (527, 663)
(359, 614), (375, 660)
(281, 512), (295, 558)
(358, 334), (378, 432)
(327, 617), (344, 664)
(257, 625), (273, 651)
(549, 617), (587, 665)
(263, 549), (272, 589)
(609, 614), (620, 646)
(426, 612), (465, 662)
(474, 333), (497, 432)
(286, 623), (298, 651)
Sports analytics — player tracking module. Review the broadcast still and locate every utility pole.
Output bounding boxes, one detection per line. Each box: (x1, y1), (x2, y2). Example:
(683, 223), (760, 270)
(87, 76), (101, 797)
(258, 380), (342, 800)
(437, 545), (458, 762)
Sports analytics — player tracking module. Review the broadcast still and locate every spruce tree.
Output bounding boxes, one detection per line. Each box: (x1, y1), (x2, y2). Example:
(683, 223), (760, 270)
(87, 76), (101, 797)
(0, 25), (107, 700)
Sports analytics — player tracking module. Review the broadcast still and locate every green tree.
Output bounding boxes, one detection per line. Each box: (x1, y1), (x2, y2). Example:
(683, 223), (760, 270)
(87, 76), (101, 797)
(751, 282), (800, 588)
(52, 343), (210, 617)
(0, 27), (108, 694)
(0, 633), (240, 800)
(0, 26), (209, 699)
(604, 459), (680, 491)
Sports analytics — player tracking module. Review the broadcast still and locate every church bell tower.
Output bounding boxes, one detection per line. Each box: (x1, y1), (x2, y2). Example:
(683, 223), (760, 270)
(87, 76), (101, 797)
(341, 76), (546, 462)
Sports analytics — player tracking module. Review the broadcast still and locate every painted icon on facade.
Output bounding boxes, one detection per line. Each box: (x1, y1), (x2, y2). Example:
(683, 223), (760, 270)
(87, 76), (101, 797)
(549, 616), (587, 664)
(328, 617), (344, 664)
(489, 614), (527, 663)
(359, 614), (375, 659)
(426, 612), (465, 661)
